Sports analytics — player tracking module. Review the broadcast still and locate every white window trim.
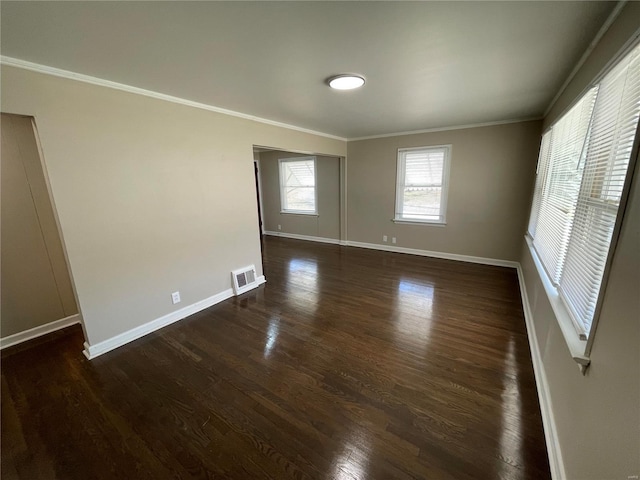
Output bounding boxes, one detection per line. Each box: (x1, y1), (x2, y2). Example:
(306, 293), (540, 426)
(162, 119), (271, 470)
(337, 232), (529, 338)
(526, 235), (591, 368)
(280, 212), (319, 217)
(278, 156), (318, 215)
(394, 145), (451, 225)
(525, 37), (640, 369)
(526, 138), (637, 371)
(391, 219), (447, 226)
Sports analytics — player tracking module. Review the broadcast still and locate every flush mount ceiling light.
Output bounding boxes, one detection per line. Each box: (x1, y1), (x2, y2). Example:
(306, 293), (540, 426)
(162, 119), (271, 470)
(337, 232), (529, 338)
(328, 74), (365, 90)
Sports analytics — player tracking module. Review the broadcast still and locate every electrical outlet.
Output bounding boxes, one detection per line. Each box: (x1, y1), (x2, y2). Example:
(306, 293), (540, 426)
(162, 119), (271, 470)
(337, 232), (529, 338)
(383, 235), (388, 242)
(278, 224), (282, 230)
(171, 291), (181, 304)
(392, 237), (397, 244)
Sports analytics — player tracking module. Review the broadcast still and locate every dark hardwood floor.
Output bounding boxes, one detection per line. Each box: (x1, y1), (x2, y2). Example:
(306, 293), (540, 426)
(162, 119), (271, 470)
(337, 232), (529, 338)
(1, 236), (550, 479)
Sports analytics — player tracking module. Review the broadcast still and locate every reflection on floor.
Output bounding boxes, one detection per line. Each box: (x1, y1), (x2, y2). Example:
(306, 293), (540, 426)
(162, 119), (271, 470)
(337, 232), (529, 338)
(1, 236), (551, 479)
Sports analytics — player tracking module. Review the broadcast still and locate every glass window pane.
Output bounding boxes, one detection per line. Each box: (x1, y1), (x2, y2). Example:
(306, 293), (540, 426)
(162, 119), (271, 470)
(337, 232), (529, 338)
(280, 157), (316, 213)
(284, 186), (315, 211)
(402, 186), (442, 220)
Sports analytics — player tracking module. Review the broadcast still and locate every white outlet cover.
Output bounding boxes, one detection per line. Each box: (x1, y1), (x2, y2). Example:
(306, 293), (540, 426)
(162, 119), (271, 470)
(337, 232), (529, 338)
(383, 235), (388, 242)
(171, 291), (181, 304)
(392, 237), (397, 244)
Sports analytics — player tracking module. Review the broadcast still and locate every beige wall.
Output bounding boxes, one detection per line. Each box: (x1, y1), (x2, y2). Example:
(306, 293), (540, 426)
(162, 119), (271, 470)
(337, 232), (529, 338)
(347, 120), (542, 261)
(1, 66), (346, 346)
(1, 113), (78, 337)
(520, 4), (640, 478)
(258, 151), (340, 240)
(545, 2), (640, 130)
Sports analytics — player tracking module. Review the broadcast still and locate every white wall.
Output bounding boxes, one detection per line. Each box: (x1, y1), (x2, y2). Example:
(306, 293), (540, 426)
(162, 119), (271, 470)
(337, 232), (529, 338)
(520, 3), (640, 478)
(1, 65), (346, 347)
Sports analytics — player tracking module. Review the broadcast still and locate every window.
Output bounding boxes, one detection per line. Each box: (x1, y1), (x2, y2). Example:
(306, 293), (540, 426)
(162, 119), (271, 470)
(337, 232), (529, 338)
(394, 145), (451, 224)
(527, 42), (640, 342)
(279, 157), (317, 214)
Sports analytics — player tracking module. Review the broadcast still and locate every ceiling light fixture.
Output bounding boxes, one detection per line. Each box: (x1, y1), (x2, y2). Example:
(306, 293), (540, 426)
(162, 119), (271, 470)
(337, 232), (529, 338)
(328, 74), (365, 90)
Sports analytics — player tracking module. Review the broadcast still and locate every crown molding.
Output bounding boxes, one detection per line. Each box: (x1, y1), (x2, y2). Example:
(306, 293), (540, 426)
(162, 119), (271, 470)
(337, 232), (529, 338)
(0, 56), (348, 142)
(1, 56), (543, 143)
(347, 117), (543, 141)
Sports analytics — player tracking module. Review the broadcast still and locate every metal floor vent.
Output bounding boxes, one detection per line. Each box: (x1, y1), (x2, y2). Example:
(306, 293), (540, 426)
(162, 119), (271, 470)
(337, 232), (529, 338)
(231, 265), (258, 295)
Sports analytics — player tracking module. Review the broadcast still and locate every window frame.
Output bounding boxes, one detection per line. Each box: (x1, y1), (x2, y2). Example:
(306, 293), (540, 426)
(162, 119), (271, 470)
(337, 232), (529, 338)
(278, 156), (318, 216)
(393, 145), (452, 225)
(526, 39), (640, 367)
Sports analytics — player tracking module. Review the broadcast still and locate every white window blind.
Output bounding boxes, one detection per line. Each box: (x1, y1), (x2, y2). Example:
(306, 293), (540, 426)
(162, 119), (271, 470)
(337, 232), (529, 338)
(528, 42), (640, 338)
(527, 129), (553, 236)
(529, 88), (598, 282)
(560, 45), (640, 335)
(279, 157), (317, 214)
(395, 146), (451, 223)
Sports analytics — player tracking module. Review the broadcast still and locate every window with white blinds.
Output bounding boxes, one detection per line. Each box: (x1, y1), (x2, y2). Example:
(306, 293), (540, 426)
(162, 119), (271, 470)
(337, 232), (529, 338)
(395, 145), (451, 224)
(279, 157), (317, 214)
(527, 41), (640, 339)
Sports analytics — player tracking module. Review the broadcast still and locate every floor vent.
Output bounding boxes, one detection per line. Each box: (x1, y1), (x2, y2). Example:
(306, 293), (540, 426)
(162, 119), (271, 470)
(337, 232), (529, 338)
(231, 265), (258, 295)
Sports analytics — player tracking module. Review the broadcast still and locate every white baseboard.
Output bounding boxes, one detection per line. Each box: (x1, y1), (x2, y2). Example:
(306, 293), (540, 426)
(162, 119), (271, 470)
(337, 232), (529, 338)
(344, 240), (519, 269)
(265, 232), (518, 268)
(516, 265), (565, 480)
(83, 276), (266, 360)
(264, 230), (343, 245)
(0, 314), (81, 350)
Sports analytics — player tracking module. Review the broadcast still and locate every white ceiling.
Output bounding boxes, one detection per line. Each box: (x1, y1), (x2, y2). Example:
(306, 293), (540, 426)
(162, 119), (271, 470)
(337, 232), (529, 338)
(1, 1), (616, 139)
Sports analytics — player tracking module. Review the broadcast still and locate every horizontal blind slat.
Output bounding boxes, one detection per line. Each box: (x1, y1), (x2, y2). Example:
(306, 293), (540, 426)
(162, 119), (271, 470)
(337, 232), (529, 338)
(398, 146), (449, 221)
(559, 43), (640, 333)
(531, 87), (597, 283)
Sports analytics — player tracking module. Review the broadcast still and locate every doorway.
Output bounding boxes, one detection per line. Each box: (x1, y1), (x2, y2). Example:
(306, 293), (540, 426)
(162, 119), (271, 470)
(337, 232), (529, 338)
(253, 155), (265, 260)
(1, 113), (82, 348)
(252, 145), (345, 244)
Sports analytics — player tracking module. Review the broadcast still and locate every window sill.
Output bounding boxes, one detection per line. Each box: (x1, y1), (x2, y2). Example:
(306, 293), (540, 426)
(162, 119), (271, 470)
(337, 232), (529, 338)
(280, 211), (318, 217)
(392, 218), (446, 227)
(525, 236), (590, 372)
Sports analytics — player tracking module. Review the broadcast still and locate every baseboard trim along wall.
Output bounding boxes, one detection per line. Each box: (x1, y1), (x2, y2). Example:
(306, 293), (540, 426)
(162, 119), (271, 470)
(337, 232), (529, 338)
(0, 314), (81, 350)
(344, 240), (519, 269)
(264, 231), (343, 245)
(516, 266), (566, 480)
(82, 276), (266, 360)
(264, 232), (519, 268)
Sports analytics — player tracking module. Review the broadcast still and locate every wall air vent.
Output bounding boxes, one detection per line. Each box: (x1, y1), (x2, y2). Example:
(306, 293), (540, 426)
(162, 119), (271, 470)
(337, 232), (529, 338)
(231, 265), (258, 295)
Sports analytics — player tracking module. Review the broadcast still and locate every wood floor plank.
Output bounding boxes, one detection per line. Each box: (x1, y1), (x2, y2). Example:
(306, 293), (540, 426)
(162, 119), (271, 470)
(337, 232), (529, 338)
(1, 236), (550, 479)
